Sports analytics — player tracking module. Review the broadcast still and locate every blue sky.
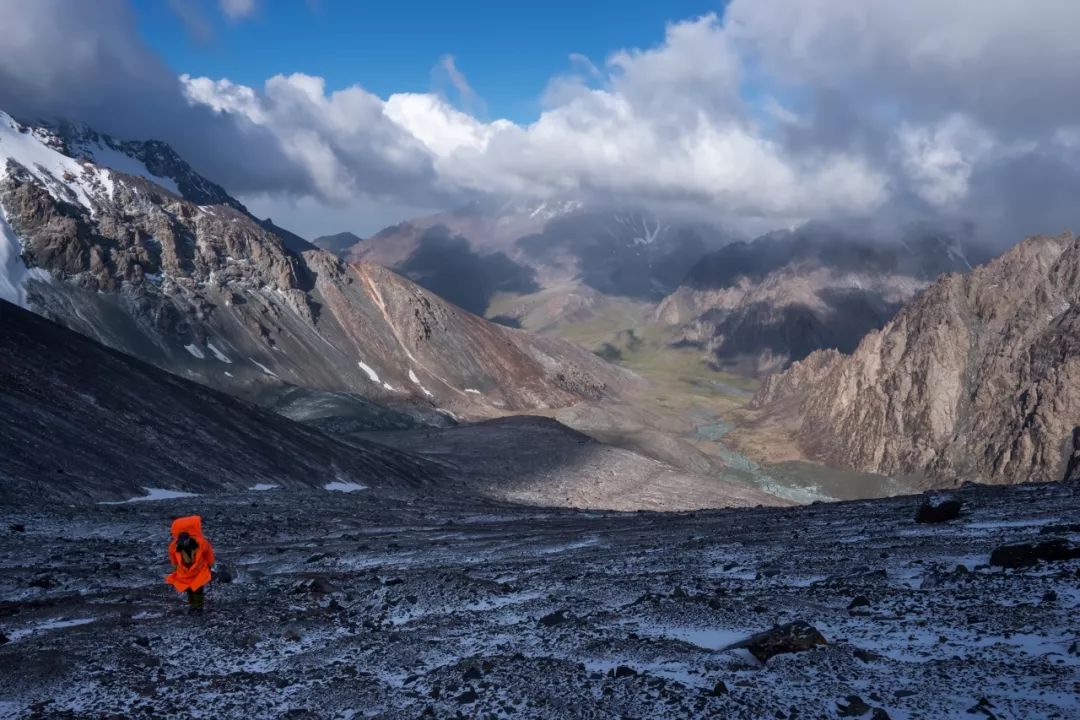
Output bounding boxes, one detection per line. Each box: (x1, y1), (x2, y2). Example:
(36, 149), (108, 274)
(5, 1), (1075, 242)
(133, 0), (726, 123)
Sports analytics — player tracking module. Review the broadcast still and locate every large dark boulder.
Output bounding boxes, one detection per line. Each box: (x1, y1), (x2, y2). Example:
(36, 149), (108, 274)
(721, 620), (828, 663)
(989, 538), (1080, 568)
(915, 497), (962, 523)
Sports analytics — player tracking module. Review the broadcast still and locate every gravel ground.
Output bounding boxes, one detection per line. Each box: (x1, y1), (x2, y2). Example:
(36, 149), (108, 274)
(0, 481), (1078, 719)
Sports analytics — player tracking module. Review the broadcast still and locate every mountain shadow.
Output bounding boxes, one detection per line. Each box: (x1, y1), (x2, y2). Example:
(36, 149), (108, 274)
(398, 225), (540, 315)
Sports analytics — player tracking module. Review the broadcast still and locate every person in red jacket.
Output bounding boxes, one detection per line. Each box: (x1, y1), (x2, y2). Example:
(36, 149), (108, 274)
(165, 515), (215, 613)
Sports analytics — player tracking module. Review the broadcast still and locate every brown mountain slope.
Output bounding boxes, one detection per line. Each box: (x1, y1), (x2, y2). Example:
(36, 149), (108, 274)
(0, 113), (632, 426)
(750, 233), (1080, 486)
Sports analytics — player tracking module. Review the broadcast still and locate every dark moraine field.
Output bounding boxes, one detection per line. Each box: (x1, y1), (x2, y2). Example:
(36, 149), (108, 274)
(1, 481), (1078, 719)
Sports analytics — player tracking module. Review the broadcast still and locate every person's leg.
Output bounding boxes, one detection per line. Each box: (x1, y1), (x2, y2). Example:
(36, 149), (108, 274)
(186, 589), (195, 608)
(192, 587), (205, 611)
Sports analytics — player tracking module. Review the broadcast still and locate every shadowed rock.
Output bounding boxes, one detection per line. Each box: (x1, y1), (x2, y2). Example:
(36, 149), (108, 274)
(721, 620), (828, 663)
(990, 538), (1080, 568)
(915, 497), (962, 523)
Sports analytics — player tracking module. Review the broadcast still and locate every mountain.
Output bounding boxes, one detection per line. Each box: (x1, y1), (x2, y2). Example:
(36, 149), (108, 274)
(0, 111), (631, 428)
(338, 202), (731, 321)
(654, 222), (982, 376)
(0, 298), (444, 504)
(313, 230), (363, 256)
(750, 232), (1080, 486)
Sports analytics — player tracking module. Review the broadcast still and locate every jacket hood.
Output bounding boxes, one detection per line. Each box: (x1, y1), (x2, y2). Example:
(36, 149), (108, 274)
(171, 515), (203, 539)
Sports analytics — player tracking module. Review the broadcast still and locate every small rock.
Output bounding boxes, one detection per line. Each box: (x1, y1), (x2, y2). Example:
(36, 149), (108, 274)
(1041, 590), (1058, 603)
(853, 648), (881, 663)
(0, 632), (8, 645)
(463, 667), (482, 681)
(305, 553), (329, 564)
(295, 577), (337, 594)
(990, 538), (1080, 568)
(133, 636), (151, 648)
(914, 497), (962, 523)
(455, 689), (478, 704)
(10, 524), (25, 533)
(708, 680), (728, 696)
(837, 696), (872, 716)
(284, 627), (302, 642)
(538, 609), (568, 627)
(214, 565), (235, 584)
(848, 596), (871, 610)
(608, 665), (637, 679)
(27, 575), (56, 589)
(382, 577), (404, 587)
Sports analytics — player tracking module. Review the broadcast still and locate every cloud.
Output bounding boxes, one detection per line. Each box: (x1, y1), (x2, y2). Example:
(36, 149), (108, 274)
(220, 0), (256, 21)
(2, 0), (1080, 242)
(167, 0), (214, 43)
(433, 55), (486, 117)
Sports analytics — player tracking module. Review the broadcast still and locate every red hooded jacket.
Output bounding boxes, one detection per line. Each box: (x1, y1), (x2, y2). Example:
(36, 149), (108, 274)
(165, 515), (215, 592)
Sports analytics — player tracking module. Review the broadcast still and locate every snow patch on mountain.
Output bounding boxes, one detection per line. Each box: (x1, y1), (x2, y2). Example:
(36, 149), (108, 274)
(73, 141), (181, 195)
(409, 368), (435, 398)
(324, 481), (368, 492)
(0, 111), (112, 213)
(358, 361), (380, 383)
(207, 342), (232, 363)
(0, 208), (50, 309)
(250, 358), (278, 378)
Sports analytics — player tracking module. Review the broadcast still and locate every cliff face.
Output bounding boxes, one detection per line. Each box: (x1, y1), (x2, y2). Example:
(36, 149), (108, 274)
(0, 112), (631, 424)
(753, 233), (1080, 485)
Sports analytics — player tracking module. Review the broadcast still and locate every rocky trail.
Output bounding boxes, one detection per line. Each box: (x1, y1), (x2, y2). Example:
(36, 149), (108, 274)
(1, 481), (1078, 719)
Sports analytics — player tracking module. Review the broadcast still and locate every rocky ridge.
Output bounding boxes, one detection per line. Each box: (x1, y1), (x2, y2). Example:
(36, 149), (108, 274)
(752, 232), (1080, 485)
(0, 111), (631, 425)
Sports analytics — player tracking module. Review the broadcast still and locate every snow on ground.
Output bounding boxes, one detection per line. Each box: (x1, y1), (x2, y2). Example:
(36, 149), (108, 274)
(324, 481), (369, 492)
(207, 342), (232, 364)
(464, 388), (482, 395)
(98, 487), (198, 504)
(358, 361), (381, 383)
(183, 343), (205, 359)
(250, 484), (279, 491)
(2, 482), (1077, 719)
(6, 617), (98, 643)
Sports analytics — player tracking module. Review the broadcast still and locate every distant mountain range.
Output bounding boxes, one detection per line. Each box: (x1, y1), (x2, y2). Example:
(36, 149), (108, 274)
(656, 222), (984, 375)
(326, 205), (981, 378)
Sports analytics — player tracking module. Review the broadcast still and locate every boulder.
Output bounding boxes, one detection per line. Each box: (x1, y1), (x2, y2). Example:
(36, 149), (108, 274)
(990, 538), (1080, 568)
(914, 497), (962, 523)
(721, 621), (828, 663)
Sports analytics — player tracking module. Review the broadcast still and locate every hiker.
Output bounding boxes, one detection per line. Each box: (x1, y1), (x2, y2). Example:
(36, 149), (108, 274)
(165, 515), (215, 613)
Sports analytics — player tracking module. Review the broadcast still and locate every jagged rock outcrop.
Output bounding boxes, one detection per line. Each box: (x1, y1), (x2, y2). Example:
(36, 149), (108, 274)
(753, 233), (1080, 485)
(656, 224), (979, 375)
(0, 111), (631, 424)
